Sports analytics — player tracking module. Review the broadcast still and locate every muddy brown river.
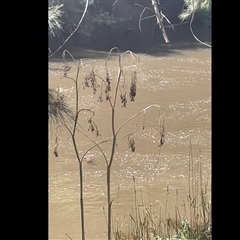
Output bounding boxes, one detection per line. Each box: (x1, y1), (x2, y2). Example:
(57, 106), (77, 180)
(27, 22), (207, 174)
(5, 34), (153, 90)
(49, 45), (211, 240)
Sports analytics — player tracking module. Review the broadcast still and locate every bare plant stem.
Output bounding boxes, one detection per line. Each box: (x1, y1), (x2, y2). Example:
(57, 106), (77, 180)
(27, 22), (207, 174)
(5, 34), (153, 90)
(106, 109), (115, 239)
(71, 65), (86, 240)
(188, 131), (193, 232)
(106, 67), (123, 240)
(71, 135), (85, 240)
(58, 50), (165, 240)
(199, 157), (206, 228)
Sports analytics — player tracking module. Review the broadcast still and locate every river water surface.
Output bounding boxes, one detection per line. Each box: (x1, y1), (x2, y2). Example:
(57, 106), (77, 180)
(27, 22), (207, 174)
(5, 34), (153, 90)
(49, 45), (211, 240)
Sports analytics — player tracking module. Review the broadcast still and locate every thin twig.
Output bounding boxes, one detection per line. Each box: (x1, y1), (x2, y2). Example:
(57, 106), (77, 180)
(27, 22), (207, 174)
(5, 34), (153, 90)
(151, 22), (158, 37)
(161, 12), (175, 30)
(142, 14), (156, 22)
(189, 0), (211, 48)
(62, 50), (78, 64)
(48, 0), (89, 58)
(65, 233), (74, 240)
(116, 104), (165, 136)
(135, 4), (154, 32)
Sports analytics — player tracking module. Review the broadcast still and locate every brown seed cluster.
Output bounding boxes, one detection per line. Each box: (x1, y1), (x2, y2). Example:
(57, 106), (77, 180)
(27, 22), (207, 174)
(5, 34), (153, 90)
(53, 137), (59, 157)
(63, 64), (71, 77)
(120, 93), (127, 107)
(97, 94), (103, 103)
(88, 117), (100, 137)
(129, 70), (137, 101)
(128, 135), (136, 152)
(105, 72), (111, 101)
(159, 121), (165, 147)
(83, 71), (99, 94)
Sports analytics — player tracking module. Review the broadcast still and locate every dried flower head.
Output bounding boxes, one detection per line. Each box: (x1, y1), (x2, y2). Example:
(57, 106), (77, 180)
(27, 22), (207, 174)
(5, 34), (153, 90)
(129, 70), (137, 101)
(106, 94), (111, 101)
(53, 136), (59, 157)
(158, 121), (165, 147)
(62, 64), (71, 77)
(128, 135), (136, 152)
(105, 72), (111, 92)
(104, 72), (112, 101)
(97, 94), (103, 103)
(54, 149), (58, 157)
(120, 93), (127, 107)
(88, 118), (100, 137)
(83, 70), (99, 94)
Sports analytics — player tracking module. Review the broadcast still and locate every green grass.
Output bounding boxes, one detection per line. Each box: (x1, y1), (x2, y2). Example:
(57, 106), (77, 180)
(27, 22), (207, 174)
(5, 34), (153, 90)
(113, 150), (211, 240)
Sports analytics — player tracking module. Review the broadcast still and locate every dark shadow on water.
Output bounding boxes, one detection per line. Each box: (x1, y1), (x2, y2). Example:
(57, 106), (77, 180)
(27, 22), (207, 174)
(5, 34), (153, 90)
(49, 41), (211, 63)
(49, 49), (119, 63)
(145, 42), (211, 56)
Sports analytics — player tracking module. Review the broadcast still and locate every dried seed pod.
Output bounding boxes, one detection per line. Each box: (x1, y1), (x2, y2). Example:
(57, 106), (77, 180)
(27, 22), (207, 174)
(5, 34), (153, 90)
(104, 72), (112, 100)
(106, 94), (111, 101)
(63, 65), (71, 72)
(83, 70), (99, 94)
(120, 93), (127, 107)
(88, 118), (95, 133)
(159, 134), (165, 146)
(54, 149), (58, 157)
(62, 64), (71, 77)
(87, 118), (100, 137)
(97, 94), (103, 103)
(54, 136), (59, 157)
(128, 135), (136, 152)
(158, 122), (165, 147)
(106, 72), (111, 91)
(129, 71), (137, 101)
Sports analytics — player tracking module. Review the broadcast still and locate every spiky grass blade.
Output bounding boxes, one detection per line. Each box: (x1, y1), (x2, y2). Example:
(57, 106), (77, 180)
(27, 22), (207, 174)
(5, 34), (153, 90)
(48, 88), (73, 125)
(48, 4), (64, 37)
(179, 0), (211, 21)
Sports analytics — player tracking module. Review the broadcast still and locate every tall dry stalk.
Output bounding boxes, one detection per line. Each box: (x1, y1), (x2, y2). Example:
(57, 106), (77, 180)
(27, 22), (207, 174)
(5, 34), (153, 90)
(100, 48), (165, 240)
(112, 131), (211, 239)
(175, 133), (211, 239)
(84, 48), (165, 239)
(54, 56), (87, 240)
(52, 48), (166, 239)
(52, 51), (101, 240)
(76, 48), (166, 240)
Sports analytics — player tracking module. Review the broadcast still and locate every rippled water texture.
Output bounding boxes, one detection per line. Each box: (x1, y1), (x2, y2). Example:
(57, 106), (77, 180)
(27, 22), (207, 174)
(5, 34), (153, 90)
(49, 46), (211, 240)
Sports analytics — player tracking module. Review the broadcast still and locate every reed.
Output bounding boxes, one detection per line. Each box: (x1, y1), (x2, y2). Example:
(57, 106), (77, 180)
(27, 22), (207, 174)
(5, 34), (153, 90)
(112, 138), (211, 240)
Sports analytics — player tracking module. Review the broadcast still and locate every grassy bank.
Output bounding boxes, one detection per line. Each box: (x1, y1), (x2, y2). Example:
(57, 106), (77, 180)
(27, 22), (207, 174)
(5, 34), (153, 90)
(112, 151), (211, 240)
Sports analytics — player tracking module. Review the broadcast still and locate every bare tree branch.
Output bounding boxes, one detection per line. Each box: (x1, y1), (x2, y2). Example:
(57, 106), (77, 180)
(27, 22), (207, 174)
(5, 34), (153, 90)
(151, 22), (158, 37)
(150, 0), (170, 43)
(135, 3), (154, 12)
(189, 8), (211, 48)
(164, 21), (189, 29)
(48, 0), (89, 58)
(142, 14), (156, 22)
(135, 4), (154, 32)
(112, 0), (118, 7)
(161, 12), (175, 30)
(135, 0), (172, 43)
